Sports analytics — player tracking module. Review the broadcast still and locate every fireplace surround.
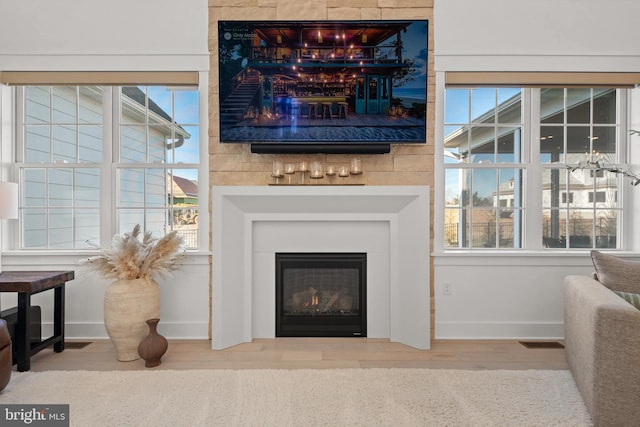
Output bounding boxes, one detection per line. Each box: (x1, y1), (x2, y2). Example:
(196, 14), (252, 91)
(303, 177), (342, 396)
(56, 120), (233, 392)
(212, 185), (430, 350)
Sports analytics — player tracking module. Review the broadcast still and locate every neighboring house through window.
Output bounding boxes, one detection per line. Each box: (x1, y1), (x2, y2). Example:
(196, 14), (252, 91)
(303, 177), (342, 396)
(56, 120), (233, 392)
(16, 84), (202, 250)
(444, 88), (524, 249)
(444, 87), (624, 250)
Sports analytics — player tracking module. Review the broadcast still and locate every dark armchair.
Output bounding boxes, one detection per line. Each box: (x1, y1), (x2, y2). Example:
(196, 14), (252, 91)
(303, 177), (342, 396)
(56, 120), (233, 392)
(0, 319), (11, 391)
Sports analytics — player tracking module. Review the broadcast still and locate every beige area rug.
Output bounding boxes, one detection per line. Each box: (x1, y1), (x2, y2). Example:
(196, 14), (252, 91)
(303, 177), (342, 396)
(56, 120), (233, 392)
(2, 369), (591, 426)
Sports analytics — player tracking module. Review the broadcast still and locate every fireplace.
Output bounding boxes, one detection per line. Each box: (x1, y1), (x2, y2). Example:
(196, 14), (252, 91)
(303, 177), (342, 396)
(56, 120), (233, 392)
(212, 185), (430, 350)
(276, 253), (366, 337)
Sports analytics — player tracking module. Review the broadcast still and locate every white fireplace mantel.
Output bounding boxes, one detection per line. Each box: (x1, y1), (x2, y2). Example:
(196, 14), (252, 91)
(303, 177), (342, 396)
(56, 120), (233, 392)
(212, 185), (430, 350)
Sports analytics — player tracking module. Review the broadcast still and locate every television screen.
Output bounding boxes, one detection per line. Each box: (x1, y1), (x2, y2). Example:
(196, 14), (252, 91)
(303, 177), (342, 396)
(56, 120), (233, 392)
(217, 20), (428, 152)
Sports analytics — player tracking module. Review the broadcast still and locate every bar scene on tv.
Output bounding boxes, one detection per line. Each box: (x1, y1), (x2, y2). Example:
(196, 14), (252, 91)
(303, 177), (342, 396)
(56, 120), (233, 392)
(218, 21), (428, 144)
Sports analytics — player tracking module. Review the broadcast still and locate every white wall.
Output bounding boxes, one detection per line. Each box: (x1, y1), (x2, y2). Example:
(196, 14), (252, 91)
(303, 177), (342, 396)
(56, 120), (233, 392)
(433, 0), (640, 339)
(0, 0), (209, 71)
(3, 0), (640, 341)
(0, 0), (211, 339)
(434, 0), (640, 72)
(0, 253), (210, 339)
(434, 254), (596, 339)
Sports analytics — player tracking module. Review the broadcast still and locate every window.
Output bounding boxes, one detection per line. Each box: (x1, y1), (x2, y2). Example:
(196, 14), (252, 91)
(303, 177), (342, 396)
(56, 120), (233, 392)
(444, 88), (524, 248)
(562, 192), (574, 204)
(588, 192), (606, 203)
(540, 88), (621, 249)
(444, 87), (625, 250)
(16, 84), (202, 250)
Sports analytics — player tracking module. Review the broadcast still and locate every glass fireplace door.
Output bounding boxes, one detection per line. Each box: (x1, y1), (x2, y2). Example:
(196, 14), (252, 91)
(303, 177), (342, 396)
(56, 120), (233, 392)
(275, 253), (367, 337)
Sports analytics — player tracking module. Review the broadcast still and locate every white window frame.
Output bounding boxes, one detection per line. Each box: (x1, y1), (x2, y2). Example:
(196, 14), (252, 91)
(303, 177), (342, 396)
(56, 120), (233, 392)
(11, 72), (209, 253)
(536, 88), (626, 251)
(442, 88), (531, 250)
(435, 80), (629, 253)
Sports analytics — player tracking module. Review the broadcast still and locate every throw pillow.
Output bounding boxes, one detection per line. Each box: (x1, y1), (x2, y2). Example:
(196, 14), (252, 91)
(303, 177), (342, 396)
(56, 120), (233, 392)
(614, 291), (640, 311)
(591, 250), (640, 294)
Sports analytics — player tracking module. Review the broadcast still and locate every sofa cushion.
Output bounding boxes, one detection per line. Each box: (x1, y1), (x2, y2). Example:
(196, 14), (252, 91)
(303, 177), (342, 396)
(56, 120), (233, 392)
(614, 291), (640, 310)
(591, 250), (640, 294)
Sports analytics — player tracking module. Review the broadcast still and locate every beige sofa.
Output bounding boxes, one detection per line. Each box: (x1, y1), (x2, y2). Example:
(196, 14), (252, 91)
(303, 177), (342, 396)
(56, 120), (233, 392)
(564, 274), (640, 426)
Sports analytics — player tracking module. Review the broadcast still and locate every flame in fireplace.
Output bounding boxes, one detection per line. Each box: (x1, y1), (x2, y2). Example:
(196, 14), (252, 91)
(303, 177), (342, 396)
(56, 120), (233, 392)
(304, 295), (320, 307)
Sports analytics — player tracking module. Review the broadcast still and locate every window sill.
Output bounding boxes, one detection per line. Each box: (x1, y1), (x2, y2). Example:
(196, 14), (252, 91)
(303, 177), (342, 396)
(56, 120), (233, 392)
(1, 250), (211, 267)
(432, 249), (640, 266)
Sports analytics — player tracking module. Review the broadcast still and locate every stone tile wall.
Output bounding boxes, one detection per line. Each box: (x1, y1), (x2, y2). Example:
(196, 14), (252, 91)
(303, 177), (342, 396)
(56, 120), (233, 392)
(208, 0), (434, 188)
(208, 0), (435, 336)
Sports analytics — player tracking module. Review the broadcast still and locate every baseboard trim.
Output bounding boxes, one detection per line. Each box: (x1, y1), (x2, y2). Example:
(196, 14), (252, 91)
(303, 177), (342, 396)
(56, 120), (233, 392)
(435, 321), (564, 340)
(50, 321), (209, 340)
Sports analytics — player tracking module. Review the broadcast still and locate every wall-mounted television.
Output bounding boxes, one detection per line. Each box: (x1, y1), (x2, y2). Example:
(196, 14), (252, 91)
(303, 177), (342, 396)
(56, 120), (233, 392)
(217, 20), (428, 154)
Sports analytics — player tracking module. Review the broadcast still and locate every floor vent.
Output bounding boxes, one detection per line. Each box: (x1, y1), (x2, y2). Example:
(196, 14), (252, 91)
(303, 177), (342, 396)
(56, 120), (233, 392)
(64, 341), (92, 349)
(519, 341), (564, 349)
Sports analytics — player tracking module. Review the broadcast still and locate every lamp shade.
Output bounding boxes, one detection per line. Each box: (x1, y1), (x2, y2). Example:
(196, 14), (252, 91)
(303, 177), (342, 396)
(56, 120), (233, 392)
(0, 182), (18, 219)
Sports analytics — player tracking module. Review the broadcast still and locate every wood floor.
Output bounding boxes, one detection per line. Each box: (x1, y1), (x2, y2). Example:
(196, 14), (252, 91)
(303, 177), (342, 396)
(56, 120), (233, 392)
(21, 338), (569, 371)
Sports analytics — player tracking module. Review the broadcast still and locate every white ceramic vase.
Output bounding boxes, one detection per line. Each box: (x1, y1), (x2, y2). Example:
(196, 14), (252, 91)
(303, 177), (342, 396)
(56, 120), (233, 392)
(104, 277), (160, 362)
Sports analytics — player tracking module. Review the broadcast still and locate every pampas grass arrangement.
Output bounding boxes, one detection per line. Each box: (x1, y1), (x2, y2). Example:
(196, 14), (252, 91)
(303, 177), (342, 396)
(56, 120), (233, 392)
(83, 225), (184, 280)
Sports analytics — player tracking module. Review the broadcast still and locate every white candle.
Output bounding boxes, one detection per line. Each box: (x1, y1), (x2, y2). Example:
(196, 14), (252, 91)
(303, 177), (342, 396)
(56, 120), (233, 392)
(272, 161), (283, 177)
(299, 161), (308, 173)
(339, 166), (349, 177)
(285, 163), (296, 174)
(310, 161), (323, 178)
(350, 158), (362, 175)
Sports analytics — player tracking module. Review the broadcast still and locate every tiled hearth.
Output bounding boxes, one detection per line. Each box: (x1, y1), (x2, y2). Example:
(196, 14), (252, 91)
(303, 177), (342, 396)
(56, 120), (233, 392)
(211, 186), (430, 350)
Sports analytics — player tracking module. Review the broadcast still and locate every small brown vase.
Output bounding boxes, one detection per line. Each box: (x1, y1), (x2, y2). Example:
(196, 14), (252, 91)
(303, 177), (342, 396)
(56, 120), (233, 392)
(138, 318), (168, 368)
